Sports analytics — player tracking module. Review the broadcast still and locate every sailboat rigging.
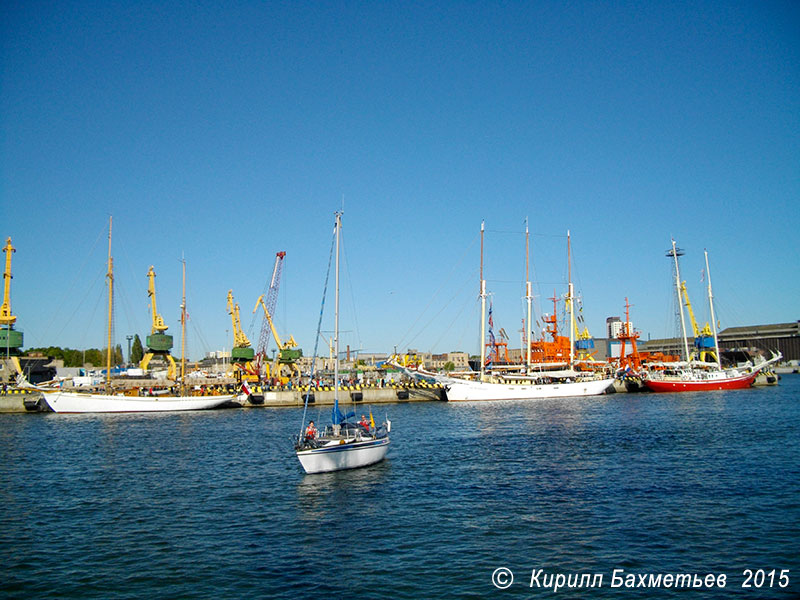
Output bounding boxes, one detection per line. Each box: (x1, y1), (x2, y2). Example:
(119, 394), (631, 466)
(405, 223), (614, 401)
(294, 212), (390, 474)
(40, 218), (235, 413)
(641, 240), (780, 392)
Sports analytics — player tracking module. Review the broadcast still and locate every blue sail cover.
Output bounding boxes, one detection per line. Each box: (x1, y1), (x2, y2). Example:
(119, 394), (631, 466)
(331, 404), (354, 425)
(332, 404), (344, 425)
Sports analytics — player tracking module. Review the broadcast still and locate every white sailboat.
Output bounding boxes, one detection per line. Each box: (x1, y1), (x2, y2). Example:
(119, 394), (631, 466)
(42, 391), (234, 413)
(430, 223), (614, 401)
(41, 218), (235, 413)
(294, 212), (390, 474)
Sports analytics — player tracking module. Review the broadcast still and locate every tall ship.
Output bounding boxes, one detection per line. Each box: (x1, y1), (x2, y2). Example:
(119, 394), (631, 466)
(413, 222), (614, 401)
(38, 218), (235, 413)
(641, 240), (779, 393)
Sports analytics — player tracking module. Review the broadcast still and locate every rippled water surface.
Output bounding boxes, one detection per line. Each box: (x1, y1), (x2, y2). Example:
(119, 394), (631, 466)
(2, 378), (799, 598)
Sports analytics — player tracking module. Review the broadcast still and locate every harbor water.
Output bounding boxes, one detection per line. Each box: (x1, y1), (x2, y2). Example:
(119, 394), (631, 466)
(1, 379), (799, 598)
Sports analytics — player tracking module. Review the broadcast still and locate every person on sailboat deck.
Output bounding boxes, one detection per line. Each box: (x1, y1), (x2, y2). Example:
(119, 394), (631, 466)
(358, 414), (369, 429)
(305, 421), (317, 440)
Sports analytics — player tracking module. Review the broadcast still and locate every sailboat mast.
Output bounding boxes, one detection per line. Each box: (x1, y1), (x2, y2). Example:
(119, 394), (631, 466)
(525, 219), (532, 370)
(670, 239), (691, 362)
(479, 221), (487, 382)
(180, 258), (186, 393)
(334, 212), (341, 404)
(105, 216), (113, 391)
(704, 249), (721, 369)
(567, 231), (574, 368)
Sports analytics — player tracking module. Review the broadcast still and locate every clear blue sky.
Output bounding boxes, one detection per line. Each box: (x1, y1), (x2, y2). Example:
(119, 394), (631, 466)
(2, 1), (798, 361)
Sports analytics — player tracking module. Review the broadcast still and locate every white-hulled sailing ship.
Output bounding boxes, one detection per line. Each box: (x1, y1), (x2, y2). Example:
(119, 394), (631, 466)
(40, 218), (235, 413)
(409, 222), (614, 401)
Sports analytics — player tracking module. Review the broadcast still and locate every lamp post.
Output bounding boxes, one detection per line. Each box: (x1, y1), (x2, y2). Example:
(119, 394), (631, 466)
(126, 335), (133, 366)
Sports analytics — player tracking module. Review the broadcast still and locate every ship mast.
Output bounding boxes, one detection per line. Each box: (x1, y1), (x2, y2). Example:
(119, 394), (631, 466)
(704, 249), (722, 369)
(180, 257), (187, 395)
(333, 212), (342, 427)
(669, 239), (691, 362)
(479, 221), (487, 382)
(525, 219), (532, 370)
(105, 216), (113, 392)
(567, 231), (574, 369)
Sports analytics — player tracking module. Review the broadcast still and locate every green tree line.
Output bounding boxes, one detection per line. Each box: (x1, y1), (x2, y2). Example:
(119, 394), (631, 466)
(26, 334), (144, 368)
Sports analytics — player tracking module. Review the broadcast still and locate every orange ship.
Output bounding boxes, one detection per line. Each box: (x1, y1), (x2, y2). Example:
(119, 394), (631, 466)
(615, 297), (679, 374)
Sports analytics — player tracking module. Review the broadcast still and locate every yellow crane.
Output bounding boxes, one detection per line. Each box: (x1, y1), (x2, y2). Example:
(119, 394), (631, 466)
(1, 238), (16, 328)
(680, 281), (717, 363)
(1, 238), (24, 378)
(253, 294), (302, 382)
(227, 290), (255, 378)
(573, 322), (597, 363)
(140, 266), (177, 379)
(566, 293), (597, 364)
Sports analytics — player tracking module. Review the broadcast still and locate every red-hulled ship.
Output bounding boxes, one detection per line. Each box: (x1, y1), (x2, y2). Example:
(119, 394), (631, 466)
(642, 367), (759, 392)
(641, 241), (779, 393)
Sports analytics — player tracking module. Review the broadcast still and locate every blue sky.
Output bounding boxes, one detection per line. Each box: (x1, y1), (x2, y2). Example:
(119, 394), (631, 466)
(2, 1), (798, 361)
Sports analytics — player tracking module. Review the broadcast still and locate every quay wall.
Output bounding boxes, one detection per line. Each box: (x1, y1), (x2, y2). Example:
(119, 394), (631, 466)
(243, 383), (445, 408)
(0, 389), (48, 413)
(0, 383), (446, 413)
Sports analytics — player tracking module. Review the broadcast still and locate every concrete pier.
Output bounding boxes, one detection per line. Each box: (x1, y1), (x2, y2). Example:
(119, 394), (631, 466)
(0, 383), (447, 413)
(242, 383), (446, 408)
(0, 389), (49, 413)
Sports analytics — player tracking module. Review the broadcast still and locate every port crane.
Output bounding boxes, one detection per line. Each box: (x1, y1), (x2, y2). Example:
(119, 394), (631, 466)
(253, 252), (285, 377)
(1, 239), (16, 329)
(253, 294), (302, 382)
(227, 289), (255, 379)
(566, 291), (598, 364)
(573, 321), (597, 363)
(1, 238), (23, 378)
(140, 266), (177, 379)
(680, 281), (718, 363)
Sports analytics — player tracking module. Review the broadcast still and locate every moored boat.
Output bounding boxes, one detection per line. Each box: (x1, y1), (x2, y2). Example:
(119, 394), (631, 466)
(410, 223), (614, 401)
(42, 390), (232, 413)
(641, 241), (780, 393)
(39, 218), (236, 413)
(441, 374), (614, 401)
(642, 366), (758, 392)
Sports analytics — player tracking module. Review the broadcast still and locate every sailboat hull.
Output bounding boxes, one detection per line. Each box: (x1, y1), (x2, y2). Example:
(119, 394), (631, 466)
(642, 371), (757, 392)
(444, 377), (615, 401)
(296, 437), (390, 474)
(42, 391), (235, 413)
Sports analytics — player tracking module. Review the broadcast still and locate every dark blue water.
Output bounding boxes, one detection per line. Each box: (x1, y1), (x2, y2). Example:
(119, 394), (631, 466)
(2, 378), (799, 599)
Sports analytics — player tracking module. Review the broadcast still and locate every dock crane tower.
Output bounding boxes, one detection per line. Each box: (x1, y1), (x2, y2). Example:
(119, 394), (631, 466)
(680, 281), (718, 364)
(227, 289), (255, 378)
(253, 295), (302, 382)
(565, 289), (597, 364)
(253, 251), (284, 378)
(1, 238), (24, 378)
(140, 266), (177, 379)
